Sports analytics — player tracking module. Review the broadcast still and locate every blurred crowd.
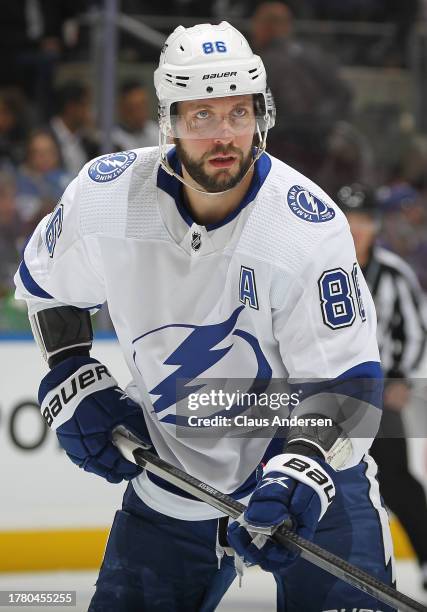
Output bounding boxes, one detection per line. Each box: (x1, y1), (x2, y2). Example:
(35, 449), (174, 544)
(1, 0), (427, 330)
(0, 75), (158, 330)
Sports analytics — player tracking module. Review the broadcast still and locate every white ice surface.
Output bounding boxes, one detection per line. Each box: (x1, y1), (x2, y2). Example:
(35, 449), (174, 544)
(0, 560), (425, 611)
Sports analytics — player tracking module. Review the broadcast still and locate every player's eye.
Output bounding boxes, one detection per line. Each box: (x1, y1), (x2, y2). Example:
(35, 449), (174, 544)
(232, 107), (248, 118)
(195, 110), (210, 120)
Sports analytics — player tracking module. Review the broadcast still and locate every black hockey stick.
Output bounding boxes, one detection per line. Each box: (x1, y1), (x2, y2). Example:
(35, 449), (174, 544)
(112, 426), (427, 612)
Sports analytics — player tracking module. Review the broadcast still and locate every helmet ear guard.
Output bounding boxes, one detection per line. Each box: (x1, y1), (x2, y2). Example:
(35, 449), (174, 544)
(254, 90), (276, 133)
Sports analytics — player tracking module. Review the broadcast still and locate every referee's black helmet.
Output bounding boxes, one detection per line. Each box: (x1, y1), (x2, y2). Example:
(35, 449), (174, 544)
(336, 183), (378, 217)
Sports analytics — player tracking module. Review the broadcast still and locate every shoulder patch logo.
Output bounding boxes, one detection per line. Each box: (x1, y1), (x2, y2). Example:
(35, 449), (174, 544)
(88, 151), (137, 183)
(287, 185), (335, 223)
(45, 201), (64, 257)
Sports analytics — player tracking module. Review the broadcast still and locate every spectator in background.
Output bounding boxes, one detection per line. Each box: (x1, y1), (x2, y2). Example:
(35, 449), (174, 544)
(377, 184), (427, 291)
(306, 0), (419, 67)
(0, 2), (82, 120)
(0, 169), (32, 330)
(371, 0), (419, 68)
(49, 81), (99, 178)
(112, 80), (158, 151)
(337, 184), (427, 590)
(16, 129), (70, 227)
(0, 171), (23, 294)
(251, 1), (352, 180)
(0, 87), (34, 167)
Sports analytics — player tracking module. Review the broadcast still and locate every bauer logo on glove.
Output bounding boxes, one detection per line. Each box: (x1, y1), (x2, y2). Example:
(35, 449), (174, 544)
(227, 452), (336, 574)
(280, 455), (335, 509)
(41, 363), (113, 428)
(38, 355), (152, 484)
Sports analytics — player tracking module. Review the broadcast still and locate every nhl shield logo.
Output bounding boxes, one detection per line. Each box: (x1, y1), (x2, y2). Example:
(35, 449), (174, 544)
(287, 185), (335, 223)
(191, 231), (202, 251)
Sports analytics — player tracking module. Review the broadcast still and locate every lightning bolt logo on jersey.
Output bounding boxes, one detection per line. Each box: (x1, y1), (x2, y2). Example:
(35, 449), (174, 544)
(88, 151), (137, 183)
(132, 305), (272, 425)
(287, 185), (335, 223)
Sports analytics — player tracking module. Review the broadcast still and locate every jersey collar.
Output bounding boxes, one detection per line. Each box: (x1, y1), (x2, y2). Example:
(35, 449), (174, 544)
(157, 146), (271, 231)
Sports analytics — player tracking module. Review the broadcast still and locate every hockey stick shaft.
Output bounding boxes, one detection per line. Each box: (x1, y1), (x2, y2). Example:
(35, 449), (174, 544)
(113, 427), (427, 612)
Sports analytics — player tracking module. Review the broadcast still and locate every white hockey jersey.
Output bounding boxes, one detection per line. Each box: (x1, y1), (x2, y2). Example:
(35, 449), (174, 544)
(15, 147), (382, 520)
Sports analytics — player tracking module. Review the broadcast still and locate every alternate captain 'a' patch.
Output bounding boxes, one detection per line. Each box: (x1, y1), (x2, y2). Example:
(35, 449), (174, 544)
(88, 151), (137, 183)
(287, 185), (335, 223)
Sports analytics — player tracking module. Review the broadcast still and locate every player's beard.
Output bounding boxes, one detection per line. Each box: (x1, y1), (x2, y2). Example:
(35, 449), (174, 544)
(175, 140), (253, 193)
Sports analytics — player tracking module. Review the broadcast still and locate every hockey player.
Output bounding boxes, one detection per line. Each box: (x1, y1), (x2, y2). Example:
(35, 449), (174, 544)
(15, 22), (395, 612)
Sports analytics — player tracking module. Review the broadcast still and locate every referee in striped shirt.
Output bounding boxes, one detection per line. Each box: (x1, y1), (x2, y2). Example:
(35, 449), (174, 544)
(337, 183), (427, 588)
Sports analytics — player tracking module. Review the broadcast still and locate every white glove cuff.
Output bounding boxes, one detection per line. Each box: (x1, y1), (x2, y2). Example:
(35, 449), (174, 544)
(263, 453), (336, 519)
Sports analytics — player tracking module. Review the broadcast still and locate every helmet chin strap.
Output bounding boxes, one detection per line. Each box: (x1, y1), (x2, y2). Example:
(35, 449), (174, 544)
(159, 120), (270, 197)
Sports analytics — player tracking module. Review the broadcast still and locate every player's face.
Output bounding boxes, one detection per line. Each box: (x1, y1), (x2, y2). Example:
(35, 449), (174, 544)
(174, 95), (256, 193)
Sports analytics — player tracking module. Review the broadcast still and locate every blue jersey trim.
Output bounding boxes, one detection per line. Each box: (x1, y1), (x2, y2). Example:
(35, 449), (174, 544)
(79, 304), (103, 311)
(19, 259), (53, 300)
(157, 147), (272, 231)
(294, 361), (384, 410)
(17, 260), (104, 309)
(336, 361), (384, 409)
(336, 361), (383, 381)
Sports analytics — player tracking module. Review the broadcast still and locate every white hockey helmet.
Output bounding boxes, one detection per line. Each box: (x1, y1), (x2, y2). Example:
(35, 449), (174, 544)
(154, 21), (275, 139)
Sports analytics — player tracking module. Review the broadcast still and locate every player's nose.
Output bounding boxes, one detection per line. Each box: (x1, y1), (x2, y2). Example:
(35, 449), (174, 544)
(212, 118), (235, 143)
(212, 131), (234, 145)
(212, 137), (234, 147)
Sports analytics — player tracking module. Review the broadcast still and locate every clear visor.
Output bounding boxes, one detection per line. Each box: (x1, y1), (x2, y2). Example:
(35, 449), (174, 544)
(165, 97), (269, 139)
